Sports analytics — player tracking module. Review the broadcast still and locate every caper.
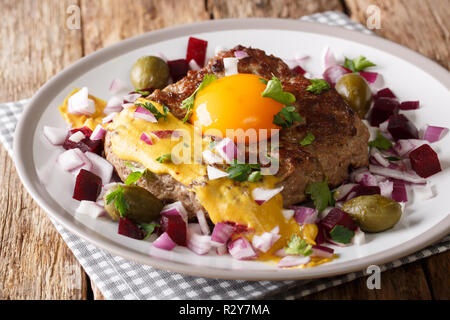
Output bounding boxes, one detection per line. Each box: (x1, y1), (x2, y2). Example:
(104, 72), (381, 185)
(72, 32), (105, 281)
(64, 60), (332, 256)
(130, 56), (170, 90)
(342, 195), (402, 232)
(104, 185), (163, 223)
(335, 73), (372, 118)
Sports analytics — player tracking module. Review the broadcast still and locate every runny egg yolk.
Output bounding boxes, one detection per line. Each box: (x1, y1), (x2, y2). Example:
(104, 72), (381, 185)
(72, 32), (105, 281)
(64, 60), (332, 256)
(191, 73), (284, 143)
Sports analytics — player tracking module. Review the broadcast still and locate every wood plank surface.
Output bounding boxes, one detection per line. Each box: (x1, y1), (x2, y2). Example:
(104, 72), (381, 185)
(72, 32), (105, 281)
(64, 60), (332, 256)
(0, 0), (449, 300)
(0, 0), (88, 299)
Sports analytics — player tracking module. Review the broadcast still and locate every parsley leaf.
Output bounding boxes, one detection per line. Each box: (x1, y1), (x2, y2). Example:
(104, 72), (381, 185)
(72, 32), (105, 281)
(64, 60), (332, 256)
(273, 106), (303, 128)
(261, 76), (296, 105)
(386, 156), (402, 162)
(105, 185), (129, 218)
(344, 56), (376, 72)
(248, 171), (262, 182)
(300, 132), (315, 146)
(135, 89), (151, 96)
(330, 225), (355, 244)
(306, 180), (334, 213)
(226, 160), (261, 182)
(124, 162), (147, 185)
(306, 79), (330, 94)
(140, 223), (159, 240)
(369, 131), (393, 150)
(156, 153), (171, 163)
(284, 234), (312, 256)
(136, 102), (169, 121)
(181, 74), (217, 123)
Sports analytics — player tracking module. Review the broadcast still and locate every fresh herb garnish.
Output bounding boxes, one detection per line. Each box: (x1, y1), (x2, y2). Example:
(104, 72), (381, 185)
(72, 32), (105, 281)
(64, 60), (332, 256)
(181, 74), (217, 123)
(140, 223), (159, 240)
(124, 162), (146, 185)
(136, 102), (169, 121)
(369, 131), (393, 150)
(248, 171), (262, 182)
(306, 79), (330, 94)
(135, 89), (151, 96)
(306, 179), (334, 213)
(105, 185), (129, 218)
(156, 153), (172, 163)
(284, 234), (312, 256)
(300, 132), (315, 146)
(259, 78), (268, 85)
(261, 75), (296, 105)
(330, 225), (355, 244)
(226, 160), (261, 182)
(273, 106), (303, 128)
(344, 56), (376, 72)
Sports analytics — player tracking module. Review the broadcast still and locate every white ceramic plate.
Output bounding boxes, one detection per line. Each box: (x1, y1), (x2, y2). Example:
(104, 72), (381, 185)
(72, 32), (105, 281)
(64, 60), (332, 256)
(14, 19), (450, 280)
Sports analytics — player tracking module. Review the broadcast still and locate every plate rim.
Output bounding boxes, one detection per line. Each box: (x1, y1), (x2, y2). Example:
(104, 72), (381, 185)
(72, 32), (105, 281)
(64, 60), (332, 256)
(13, 18), (450, 281)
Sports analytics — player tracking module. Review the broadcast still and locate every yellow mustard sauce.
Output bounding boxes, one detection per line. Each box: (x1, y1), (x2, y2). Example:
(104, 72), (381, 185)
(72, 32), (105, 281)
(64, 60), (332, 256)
(59, 94), (337, 266)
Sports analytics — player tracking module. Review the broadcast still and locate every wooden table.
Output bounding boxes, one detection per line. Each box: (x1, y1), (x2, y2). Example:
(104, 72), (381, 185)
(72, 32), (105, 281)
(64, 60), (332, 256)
(1, 0), (449, 300)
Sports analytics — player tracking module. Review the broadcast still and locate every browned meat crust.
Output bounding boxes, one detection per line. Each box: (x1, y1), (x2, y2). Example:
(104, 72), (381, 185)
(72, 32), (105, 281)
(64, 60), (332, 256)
(105, 45), (369, 218)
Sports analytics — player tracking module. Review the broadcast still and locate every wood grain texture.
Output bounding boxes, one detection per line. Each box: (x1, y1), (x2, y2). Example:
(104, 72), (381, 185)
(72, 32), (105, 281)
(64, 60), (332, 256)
(346, 0), (450, 69)
(80, 0), (210, 55)
(422, 250), (450, 299)
(0, 0), (88, 299)
(208, 0), (343, 18)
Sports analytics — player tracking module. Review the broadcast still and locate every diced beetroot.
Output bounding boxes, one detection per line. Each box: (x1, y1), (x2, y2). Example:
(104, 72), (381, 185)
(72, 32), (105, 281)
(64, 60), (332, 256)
(409, 144), (442, 178)
(72, 169), (102, 201)
(118, 217), (145, 240)
(63, 127), (103, 154)
(186, 37), (208, 67)
(167, 59), (189, 82)
(387, 114), (419, 141)
(320, 208), (358, 232)
(292, 65), (306, 75)
(159, 214), (187, 246)
(399, 101), (419, 110)
(369, 97), (399, 127)
(374, 88), (397, 99)
(315, 223), (327, 245)
(391, 179), (408, 202)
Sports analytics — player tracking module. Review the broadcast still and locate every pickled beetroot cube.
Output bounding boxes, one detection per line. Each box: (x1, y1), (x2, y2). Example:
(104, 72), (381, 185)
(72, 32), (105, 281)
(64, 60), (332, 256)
(118, 217), (145, 240)
(315, 223), (327, 245)
(159, 214), (187, 246)
(387, 114), (419, 141)
(292, 65), (306, 75)
(73, 169), (102, 201)
(375, 88), (397, 99)
(186, 37), (208, 67)
(369, 97), (399, 127)
(63, 127), (103, 154)
(409, 144), (442, 178)
(167, 59), (189, 82)
(320, 208), (358, 232)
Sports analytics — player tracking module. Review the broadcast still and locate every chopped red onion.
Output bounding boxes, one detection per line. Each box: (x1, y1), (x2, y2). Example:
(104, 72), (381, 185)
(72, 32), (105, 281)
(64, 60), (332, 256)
(196, 210), (210, 235)
(227, 237), (257, 260)
(207, 165), (228, 180)
(278, 255), (311, 268)
(210, 222), (235, 246)
(292, 207), (318, 225)
(122, 93), (141, 103)
(215, 138), (237, 163)
(84, 151), (114, 185)
(252, 186), (284, 205)
(323, 65), (351, 87)
(109, 78), (125, 94)
(122, 103), (135, 109)
(68, 87), (95, 115)
(188, 59), (201, 71)
(334, 183), (358, 201)
(379, 180), (394, 198)
(150, 130), (179, 139)
(152, 232), (177, 251)
(223, 57), (239, 76)
(202, 150), (223, 165)
(234, 50), (249, 59)
(102, 112), (118, 124)
(281, 209), (295, 220)
(400, 101), (420, 110)
(155, 52), (168, 62)
(393, 139), (428, 157)
(354, 171), (378, 186)
(322, 46), (338, 70)
(75, 200), (106, 219)
(391, 179), (408, 202)
(379, 120), (390, 133)
(369, 164), (426, 184)
(140, 132), (153, 145)
(134, 106), (157, 123)
(161, 201), (188, 223)
(186, 225), (211, 255)
(216, 244), (228, 256)
(57, 149), (86, 172)
(43, 126), (68, 145)
(252, 228), (280, 253)
(68, 131), (86, 143)
(90, 125), (106, 141)
(311, 245), (334, 258)
(104, 96), (124, 114)
(352, 228), (366, 246)
(423, 125), (448, 143)
(370, 148), (390, 167)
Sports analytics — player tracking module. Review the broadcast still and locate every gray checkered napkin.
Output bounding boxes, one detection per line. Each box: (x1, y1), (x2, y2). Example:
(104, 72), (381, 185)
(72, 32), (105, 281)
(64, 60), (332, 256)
(1, 11), (449, 300)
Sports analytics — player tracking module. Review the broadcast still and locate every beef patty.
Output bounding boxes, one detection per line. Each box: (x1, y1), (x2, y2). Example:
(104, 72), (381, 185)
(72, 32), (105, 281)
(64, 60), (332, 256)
(104, 45), (369, 218)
